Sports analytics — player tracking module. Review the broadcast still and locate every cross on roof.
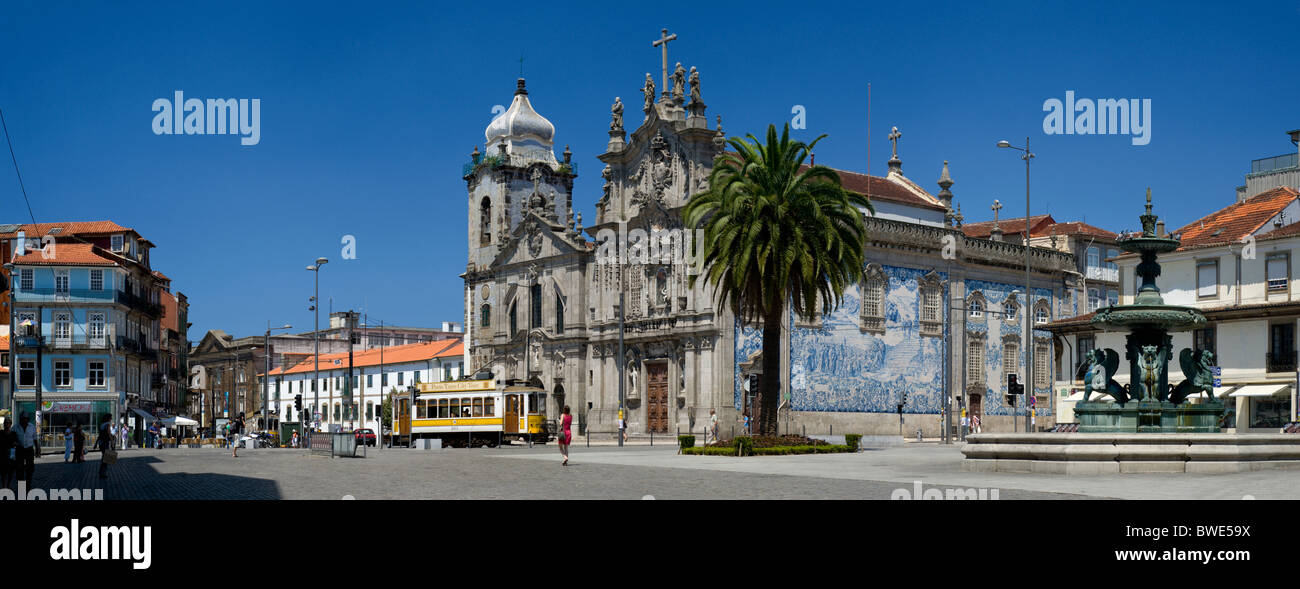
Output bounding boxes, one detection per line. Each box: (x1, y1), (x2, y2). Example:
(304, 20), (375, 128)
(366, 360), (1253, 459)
(991, 199), (1003, 227)
(888, 126), (902, 159)
(651, 28), (678, 99)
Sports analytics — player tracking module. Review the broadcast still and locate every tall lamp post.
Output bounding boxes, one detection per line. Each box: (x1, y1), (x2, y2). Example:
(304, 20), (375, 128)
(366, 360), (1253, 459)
(306, 257), (328, 443)
(998, 138), (1035, 433)
(264, 322), (292, 436)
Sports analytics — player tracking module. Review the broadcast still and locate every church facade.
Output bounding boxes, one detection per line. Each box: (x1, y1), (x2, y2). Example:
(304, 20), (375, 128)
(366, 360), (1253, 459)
(462, 54), (1081, 436)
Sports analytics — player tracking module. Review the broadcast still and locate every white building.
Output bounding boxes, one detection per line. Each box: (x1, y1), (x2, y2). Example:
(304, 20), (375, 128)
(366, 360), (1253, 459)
(265, 338), (463, 435)
(1046, 186), (1300, 431)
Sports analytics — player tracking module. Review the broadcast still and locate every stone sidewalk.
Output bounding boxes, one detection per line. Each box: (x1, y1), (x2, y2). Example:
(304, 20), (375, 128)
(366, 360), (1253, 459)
(12, 443), (1296, 499)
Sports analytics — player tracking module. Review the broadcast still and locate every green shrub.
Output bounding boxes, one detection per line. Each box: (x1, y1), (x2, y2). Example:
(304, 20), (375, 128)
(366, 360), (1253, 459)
(733, 436), (754, 456)
(677, 435), (695, 450)
(844, 434), (862, 451)
(683, 443), (853, 457)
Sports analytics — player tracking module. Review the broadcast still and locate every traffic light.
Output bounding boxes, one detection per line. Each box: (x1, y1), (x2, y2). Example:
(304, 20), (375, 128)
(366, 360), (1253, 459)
(1007, 374), (1023, 407)
(294, 394), (302, 411)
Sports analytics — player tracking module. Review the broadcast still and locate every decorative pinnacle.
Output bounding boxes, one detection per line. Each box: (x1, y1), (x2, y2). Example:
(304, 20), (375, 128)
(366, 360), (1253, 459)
(515, 78), (527, 95)
(1140, 187), (1159, 237)
(937, 160), (953, 191)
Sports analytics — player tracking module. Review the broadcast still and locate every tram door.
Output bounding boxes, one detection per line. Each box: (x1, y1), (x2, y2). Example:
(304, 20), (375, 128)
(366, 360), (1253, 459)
(398, 398), (411, 438)
(504, 395), (520, 434)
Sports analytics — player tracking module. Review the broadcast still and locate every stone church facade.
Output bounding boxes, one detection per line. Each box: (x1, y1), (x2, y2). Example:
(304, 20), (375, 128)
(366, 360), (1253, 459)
(462, 59), (1081, 436)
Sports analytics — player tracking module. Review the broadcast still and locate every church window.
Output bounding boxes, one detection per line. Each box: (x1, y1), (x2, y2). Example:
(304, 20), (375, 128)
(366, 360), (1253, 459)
(509, 300), (518, 335)
(968, 297), (984, 320)
(1003, 340), (1018, 379)
(1035, 342), (1050, 389)
(1003, 298), (1019, 323)
(530, 283), (543, 329)
(1034, 300), (1051, 325)
(480, 304), (491, 328)
(480, 197), (492, 245)
(555, 290), (565, 334)
(859, 264), (886, 334)
(966, 337), (985, 390)
(918, 271), (943, 337)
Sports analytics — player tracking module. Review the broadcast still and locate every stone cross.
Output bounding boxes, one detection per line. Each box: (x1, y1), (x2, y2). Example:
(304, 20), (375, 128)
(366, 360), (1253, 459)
(652, 28), (678, 100)
(888, 126), (902, 159)
(991, 199), (1002, 227)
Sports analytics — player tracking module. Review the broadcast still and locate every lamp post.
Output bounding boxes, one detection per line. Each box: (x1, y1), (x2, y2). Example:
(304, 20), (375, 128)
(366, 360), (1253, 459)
(998, 138), (1035, 433)
(264, 322), (292, 437)
(306, 257), (328, 444)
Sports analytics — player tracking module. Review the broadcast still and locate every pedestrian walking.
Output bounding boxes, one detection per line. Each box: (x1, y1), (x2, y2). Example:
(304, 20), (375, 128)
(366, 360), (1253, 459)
(14, 413), (39, 484)
(291, 431), (299, 449)
(97, 419), (116, 479)
(73, 423), (86, 463)
(558, 405), (572, 466)
(64, 425), (74, 462)
(972, 414), (982, 434)
(0, 420), (15, 490)
(230, 412), (246, 458)
(741, 411), (751, 436)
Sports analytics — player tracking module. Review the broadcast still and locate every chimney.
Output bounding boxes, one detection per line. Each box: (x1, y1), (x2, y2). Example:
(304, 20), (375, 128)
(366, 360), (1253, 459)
(1156, 220), (1165, 237)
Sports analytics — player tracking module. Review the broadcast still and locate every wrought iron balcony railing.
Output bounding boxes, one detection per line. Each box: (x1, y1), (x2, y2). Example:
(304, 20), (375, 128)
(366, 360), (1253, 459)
(1266, 351), (1297, 373)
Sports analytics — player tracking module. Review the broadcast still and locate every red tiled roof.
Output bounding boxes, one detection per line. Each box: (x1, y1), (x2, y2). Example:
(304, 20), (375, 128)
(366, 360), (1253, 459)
(824, 167), (948, 212)
(1037, 221), (1118, 240)
(11, 243), (119, 266)
(264, 338), (463, 377)
(961, 215), (1055, 238)
(0, 221), (131, 238)
(1173, 186), (1299, 250)
(0, 335), (8, 373)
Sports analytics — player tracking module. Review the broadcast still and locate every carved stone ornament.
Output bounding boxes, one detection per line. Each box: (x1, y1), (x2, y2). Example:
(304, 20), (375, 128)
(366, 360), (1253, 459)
(480, 284), (490, 300)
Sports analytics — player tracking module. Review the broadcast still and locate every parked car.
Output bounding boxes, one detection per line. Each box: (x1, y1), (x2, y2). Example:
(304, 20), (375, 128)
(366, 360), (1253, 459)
(355, 428), (377, 446)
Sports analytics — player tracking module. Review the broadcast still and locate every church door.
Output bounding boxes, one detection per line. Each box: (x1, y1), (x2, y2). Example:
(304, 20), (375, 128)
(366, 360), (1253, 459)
(646, 362), (669, 433)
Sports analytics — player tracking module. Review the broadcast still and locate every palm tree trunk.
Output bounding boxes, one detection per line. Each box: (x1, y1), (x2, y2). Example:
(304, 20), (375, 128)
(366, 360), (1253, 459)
(759, 308), (784, 437)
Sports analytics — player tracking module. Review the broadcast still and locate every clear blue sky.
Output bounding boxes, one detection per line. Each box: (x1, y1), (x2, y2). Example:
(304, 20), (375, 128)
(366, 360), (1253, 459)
(1, 1), (1297, 340)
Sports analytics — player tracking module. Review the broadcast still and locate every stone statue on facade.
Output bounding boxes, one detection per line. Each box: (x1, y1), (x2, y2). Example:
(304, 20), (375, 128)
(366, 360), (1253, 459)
(642, 73), (656, 113)
(610, 96), (624, 132)
(671, 62), (686, 104)
(688, 66), (701, 104)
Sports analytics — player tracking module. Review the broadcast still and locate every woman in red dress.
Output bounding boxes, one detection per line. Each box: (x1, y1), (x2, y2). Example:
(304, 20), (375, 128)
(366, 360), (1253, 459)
(559, 405), (572, 466)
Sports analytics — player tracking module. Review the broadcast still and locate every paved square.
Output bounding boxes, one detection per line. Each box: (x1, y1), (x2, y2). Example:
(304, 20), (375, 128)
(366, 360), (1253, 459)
(12, 443), (1300, 499)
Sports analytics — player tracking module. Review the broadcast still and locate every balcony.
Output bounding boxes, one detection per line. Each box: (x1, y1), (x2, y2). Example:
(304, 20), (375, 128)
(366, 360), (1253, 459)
(11, 287), (115, 304)
(1085, 265), (1119, 282)
(11, 334), (110, 351)
(1266, 351), (1297, 373)
(1251, 153), (1298, 175)
(115, 290), (163, 318)
(116, 335), (159, 358)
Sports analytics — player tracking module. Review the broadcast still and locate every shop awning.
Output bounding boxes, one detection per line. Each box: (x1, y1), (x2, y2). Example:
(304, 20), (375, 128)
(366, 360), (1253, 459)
(1064, 390), (1116, 402)
(160, 416), (197, 427)
(1212, 386), (1238, 398)
(130, 408), (158, 423)
(1229, 384), (1292, 398)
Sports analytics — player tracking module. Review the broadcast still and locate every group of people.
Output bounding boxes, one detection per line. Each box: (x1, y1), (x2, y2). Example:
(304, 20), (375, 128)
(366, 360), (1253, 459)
(0, 413), (121, 487)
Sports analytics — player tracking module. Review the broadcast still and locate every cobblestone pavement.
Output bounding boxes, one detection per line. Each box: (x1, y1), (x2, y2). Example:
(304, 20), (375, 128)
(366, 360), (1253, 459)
(15, 443), (1294, 500)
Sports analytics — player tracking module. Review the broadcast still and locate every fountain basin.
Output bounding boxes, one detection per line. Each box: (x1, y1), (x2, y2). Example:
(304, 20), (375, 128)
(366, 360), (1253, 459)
(1090, 304), (1206, 332)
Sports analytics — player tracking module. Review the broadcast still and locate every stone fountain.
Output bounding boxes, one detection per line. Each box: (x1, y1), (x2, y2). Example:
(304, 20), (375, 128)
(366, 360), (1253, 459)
(1075, 189), (1223, 432)
(960, 191), (1300, 475)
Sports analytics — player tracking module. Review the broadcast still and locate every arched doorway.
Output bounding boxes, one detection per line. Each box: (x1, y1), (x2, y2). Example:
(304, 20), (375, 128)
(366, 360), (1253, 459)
(552, 383), (565, 421)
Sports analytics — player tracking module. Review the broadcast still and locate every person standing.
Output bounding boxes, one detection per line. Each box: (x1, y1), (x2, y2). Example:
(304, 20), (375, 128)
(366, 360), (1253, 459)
(63, 425), (74, 462)
(291, 430), (299, 449)
(0, 420), (15, 490)
(73, 423), (86, 463)
(14, 413), (39, 484)
(230, 412), (245, 458)
(558, 405), (572, 466)
(96, 419), (114, 479)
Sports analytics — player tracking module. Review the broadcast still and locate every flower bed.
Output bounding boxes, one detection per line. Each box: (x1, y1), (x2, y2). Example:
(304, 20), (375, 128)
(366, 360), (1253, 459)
(682, 434), (856, 456)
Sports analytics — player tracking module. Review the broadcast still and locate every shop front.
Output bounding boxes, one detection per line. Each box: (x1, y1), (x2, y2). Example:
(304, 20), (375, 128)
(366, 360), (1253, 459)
(14, 398), (117, 446)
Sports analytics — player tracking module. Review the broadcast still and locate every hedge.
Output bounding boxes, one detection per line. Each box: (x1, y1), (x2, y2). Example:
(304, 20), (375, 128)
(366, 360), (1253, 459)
(677, 435), (695, 451)
(682, 444), (854, 456)
(844, 434), (862, 451)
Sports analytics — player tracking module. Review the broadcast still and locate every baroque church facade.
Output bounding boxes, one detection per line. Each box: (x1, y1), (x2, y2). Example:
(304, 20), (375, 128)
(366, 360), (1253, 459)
(462, 56), (1082, 436)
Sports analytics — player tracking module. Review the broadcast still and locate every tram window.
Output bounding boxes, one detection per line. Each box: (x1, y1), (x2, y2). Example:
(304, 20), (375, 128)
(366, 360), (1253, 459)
(449, 399), (460, 418)
(462, 398), (472, 417)
(473, 398), (484, 417)
(484, 397), (495, 417)
(440, 399), (449, 418)
(418, 400), (428, 419)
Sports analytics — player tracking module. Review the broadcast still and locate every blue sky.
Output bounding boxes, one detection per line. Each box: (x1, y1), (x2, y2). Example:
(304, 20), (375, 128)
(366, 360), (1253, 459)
(1, 1), (1297, 339)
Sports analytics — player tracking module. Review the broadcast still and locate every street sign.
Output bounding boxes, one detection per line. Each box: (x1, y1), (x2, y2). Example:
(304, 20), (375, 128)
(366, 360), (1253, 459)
(1211, 366), (1221, 377)
(1212, 378), (1222, 387)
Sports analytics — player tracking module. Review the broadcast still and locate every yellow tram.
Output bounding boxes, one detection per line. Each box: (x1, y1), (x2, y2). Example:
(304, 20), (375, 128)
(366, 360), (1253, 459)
(392, 379), (550, 447)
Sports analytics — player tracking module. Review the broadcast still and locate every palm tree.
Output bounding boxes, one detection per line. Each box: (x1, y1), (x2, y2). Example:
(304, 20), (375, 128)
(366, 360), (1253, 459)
(684, 123), (872, 436)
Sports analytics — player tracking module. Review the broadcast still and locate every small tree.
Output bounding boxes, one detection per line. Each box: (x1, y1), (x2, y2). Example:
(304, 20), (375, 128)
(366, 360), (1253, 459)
(380, 395), (393, 429)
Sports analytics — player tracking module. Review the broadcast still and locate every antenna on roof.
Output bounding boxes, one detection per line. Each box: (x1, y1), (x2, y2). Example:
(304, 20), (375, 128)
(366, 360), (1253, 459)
(866, 82), (871, 181)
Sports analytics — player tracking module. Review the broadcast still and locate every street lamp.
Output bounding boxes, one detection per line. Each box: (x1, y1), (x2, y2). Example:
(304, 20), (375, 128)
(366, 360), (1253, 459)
(264, 322), (292, 437)
(998, 138), (1035, 433)
(306, 257), (328, 443)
